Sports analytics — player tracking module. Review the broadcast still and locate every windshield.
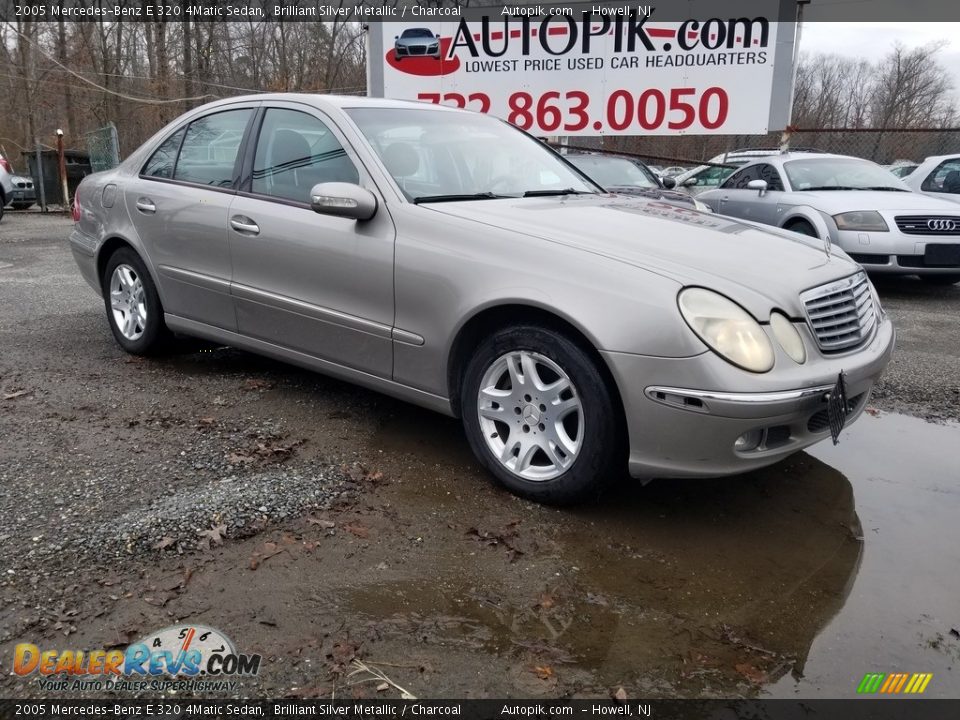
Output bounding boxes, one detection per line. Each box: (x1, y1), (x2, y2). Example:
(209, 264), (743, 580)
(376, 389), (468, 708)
(568, 156), (659, 190)
(784, 158), (910, 191)
(401, 29), (435, 38)
(346, 108), (598, 201)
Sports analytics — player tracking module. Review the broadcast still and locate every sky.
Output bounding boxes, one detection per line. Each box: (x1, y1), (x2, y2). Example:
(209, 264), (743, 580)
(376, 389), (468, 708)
(798, 23), (960, 91)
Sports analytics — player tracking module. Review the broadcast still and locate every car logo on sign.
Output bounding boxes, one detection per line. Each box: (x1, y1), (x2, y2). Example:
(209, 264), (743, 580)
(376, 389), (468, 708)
(927, 219), (958, 231)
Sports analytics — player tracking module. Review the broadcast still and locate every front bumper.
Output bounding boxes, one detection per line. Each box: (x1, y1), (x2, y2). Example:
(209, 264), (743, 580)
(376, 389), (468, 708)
(395, 44), (441, 58)
(835, 228), (960, 275)
(603, 315), (895, 479)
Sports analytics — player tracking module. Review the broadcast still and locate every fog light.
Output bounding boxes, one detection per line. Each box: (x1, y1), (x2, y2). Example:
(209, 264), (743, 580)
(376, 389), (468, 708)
(734, 429), (763, 452)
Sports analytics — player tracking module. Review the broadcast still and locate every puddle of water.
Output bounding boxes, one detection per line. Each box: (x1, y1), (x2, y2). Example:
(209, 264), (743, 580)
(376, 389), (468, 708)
(364, 407), (959, 696)
(765, 412), (960, 698)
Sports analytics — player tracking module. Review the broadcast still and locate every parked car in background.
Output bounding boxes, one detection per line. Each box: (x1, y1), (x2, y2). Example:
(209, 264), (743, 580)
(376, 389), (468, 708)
(884, 160), (918, 179)
(565, 152), (711, 211)
(393, 28), (441, 60)
(659, 165), (687, 178)
(901, 154), (960, 204)
(0, 154), (14, 221)
(70, 94), (893, 504)
(698, 152), (960, 284)
(6, 175), (37, 210)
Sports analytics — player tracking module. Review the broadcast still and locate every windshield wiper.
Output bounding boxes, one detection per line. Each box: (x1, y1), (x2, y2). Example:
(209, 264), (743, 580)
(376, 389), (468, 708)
(861, 186), (910, 191)
(413, 192), (509, 204)
(522, 188), (592, 197)
(800, 185), (860, 191)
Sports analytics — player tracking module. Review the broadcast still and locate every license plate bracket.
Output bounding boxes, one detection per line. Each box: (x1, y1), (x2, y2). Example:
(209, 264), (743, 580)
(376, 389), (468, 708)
(924, 243), (960, 266)
(826, 372), (849, 445)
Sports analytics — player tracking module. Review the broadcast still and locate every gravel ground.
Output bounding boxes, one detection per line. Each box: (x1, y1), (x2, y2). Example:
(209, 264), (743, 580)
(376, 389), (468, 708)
(0, 212), (958, 700)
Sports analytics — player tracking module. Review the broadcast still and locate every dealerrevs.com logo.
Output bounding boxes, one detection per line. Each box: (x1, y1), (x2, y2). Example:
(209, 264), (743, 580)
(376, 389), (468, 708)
(13, 625), (261, 693)
(386, 14), (771, 77)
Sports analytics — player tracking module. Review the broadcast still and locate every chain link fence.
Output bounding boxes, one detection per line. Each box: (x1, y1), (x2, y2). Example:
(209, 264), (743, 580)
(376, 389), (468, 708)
(569, 128), (960, 175)
(84, 123), (121, 173)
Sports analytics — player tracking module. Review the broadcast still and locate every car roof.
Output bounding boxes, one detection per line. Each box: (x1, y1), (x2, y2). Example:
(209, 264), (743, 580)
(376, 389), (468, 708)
(194, 93), (465, 114)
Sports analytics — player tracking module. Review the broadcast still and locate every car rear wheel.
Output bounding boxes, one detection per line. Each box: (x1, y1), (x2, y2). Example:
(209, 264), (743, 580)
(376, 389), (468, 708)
(785, 219), (817, 238)
(920, 274), (960, 285)
(461, 325), (620, 504)
(102, 248), (170, 355)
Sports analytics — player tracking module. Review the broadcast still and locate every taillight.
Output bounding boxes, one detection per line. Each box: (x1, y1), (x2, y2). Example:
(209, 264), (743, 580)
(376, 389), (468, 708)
(0, 157), (11, 174)
(72, 196), (81, 222)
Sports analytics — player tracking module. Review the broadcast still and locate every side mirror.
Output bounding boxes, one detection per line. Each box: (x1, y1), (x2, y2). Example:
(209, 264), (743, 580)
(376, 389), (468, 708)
(436, 34), (441, 38)
(747, 179), (768, 196)
(310, 182), (377, 221)
(662, 176), (677, 189)
(394, 35), (399, 39)
(683, 177), (698, 187)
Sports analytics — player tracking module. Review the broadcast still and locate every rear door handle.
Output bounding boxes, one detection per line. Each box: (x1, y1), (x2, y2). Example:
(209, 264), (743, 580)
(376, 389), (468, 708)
(135, 198), (156, 214)
(230, 215), (260, 236)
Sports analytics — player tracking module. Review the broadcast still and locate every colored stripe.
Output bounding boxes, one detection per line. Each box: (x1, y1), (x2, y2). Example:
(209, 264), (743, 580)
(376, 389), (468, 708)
(856, 673), (874, 693)
(880, 674), (897, 693)
(893, 674), (909, 693)
(868, 673), (886, 693)
(904, 674), (919, 693)
(917, 673), (933, 694)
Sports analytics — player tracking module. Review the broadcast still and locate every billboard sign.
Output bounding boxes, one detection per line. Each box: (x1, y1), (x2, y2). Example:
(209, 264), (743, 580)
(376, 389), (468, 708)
(367, 3), (798, 136)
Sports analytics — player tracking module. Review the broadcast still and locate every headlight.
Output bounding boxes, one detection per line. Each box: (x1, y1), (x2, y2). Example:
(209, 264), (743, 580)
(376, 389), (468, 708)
(693, 199), (713, 213)
(769, 312), (806, 364)
(678, 288), (775, 373)
(833, 211), (888, 232)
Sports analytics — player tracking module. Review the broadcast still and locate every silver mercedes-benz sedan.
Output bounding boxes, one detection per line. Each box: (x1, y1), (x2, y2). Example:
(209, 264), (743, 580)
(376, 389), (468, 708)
(69, 95), (894, 504)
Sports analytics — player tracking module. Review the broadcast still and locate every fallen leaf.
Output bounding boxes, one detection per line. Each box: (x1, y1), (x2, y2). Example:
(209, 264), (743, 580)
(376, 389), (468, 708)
(249, 541), (285, 570)
(3, 390), (30, 400)
(613, 687), (627, 702)
(735, 662), (767, 684)
(532, 665), (553, 680)
(538, 594), (555, 610)
(376, 682), (389, 692)
(197, 417), (216, 428)
(153, 536), (176, 551)
(198, 523), (227, 546)
(345, 523), (370, 539)
(308, 518), (336, 529)
(865, 406), (881, 417)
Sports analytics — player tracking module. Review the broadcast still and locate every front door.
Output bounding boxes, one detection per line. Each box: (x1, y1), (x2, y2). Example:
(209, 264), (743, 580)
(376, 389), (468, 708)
(227, 104), (395, 378)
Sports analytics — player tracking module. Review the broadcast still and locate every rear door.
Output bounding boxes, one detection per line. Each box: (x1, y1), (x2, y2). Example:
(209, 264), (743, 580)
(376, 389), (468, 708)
(227, 103), (395, 378)
(125, 104), (258, 330)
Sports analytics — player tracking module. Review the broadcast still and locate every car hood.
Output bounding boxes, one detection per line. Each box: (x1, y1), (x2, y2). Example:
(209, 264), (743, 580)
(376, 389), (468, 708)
(607, 186), (695, 207)
(783, 190), (960, 214)
(424, 195), (857, 317)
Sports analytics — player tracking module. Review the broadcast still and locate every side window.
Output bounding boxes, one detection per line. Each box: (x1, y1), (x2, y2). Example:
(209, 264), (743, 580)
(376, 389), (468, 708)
(252, 108), (360, 204)
(142, 128), (185, 179)
(757, 164), (785, 191)
(722, 166), (759, 189)
(921, 160), (960, 194)
(173, 109), (253, 188)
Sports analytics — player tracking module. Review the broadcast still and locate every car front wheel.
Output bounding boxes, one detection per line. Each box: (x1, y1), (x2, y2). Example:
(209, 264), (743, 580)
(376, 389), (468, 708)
(102, 248), (170, 355)
(461, 325), (621, 504)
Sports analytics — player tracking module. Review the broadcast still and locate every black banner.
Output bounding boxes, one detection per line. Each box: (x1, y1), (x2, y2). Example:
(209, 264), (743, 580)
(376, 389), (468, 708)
(2, 699), (960, 720)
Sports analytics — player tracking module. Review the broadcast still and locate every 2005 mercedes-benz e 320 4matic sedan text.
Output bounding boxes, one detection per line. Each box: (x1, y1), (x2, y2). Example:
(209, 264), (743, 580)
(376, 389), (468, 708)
(69, 95), (894, 504)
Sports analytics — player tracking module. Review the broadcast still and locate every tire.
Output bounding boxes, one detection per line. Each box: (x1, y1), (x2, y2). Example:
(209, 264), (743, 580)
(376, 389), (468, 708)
(784, 219), (817, 238)
(0, 200), (5, 223)
(101, 247), (171, 355)
(461, 324), (621, 505)
(11, 202), (34, 211)
(920, 274), (960, 286)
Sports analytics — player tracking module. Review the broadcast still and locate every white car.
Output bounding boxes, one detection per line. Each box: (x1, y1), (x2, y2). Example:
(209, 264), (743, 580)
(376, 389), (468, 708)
(901, 154), (960, 204)
(698, 152), (960, 285)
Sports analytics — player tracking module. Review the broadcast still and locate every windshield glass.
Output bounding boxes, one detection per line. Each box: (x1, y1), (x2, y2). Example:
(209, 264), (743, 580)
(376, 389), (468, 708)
(784, 158), (910, 190)
(346, 108), (597, 201)
(568, 156), (659, 189)
(401, 29), (434, 38)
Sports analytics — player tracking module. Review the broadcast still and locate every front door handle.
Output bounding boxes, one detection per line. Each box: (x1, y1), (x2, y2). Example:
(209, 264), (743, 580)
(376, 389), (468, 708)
(230, 215), (260, 236)
(135, 198), (156, 214)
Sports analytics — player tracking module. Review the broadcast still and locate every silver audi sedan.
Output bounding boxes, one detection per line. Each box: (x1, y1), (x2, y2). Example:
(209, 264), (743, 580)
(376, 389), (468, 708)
(70, 95), (894, 504)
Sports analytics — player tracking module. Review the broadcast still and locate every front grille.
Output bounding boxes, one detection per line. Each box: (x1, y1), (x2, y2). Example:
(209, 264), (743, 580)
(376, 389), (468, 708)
(800, 272), (877, 353)
(849, 253), (889, 265)
(895, 215), (960, 235)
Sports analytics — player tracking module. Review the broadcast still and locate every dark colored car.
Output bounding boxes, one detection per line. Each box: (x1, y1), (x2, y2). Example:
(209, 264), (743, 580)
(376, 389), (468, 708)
(394, 28), (441, 60)
(566, 153), (711, 211)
